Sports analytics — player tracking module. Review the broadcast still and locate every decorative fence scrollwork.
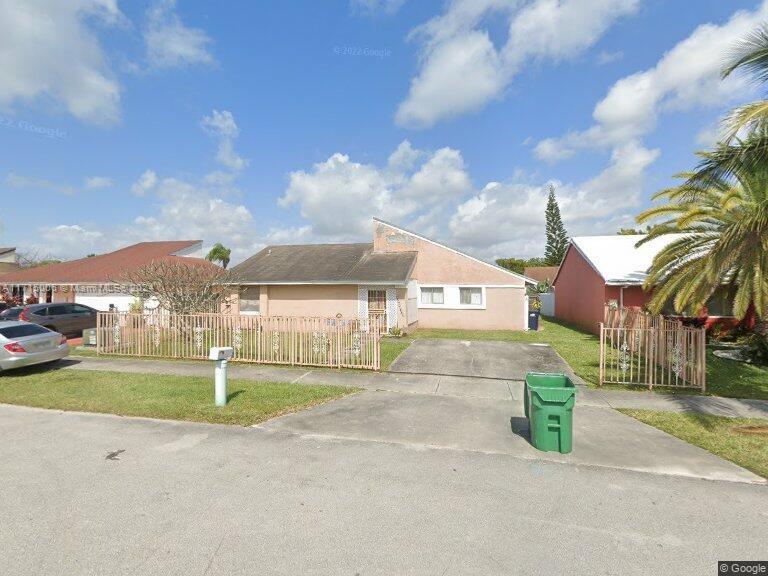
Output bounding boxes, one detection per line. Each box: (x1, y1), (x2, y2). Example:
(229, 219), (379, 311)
(97, 312), (383, 370)
(599, 306), (706, 391)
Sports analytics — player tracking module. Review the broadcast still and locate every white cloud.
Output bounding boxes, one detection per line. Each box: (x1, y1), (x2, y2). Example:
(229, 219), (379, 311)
(37, 224), (104, 256)
(396, 30), (507, 128)
(278, 141), (472, 240)
(125, 177), (257, 260)
(5, 172), (75, 195)
(350, 0), (406, 16)
(201, 109), (248, 171)
(84, 176), (113, 189)
(276, 135), (657, 259)
(130, 170), (158, 196)
(396, 0), (639, 128)
(144, 0), (213, 69)
(535, 1), (768, 161)
(446, 141), (657, 259)
(0, 0), (123, 124)
(26, 109), (259, 262)
(596, 50), (623, 65)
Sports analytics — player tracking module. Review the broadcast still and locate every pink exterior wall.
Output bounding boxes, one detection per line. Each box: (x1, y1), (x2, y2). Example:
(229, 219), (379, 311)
(417, 287), (525, 330)
(373, 221), (526, 330)
(260, 285), (358, 318)
(230, 285), (357, 318)
(373, 222), (524, 286)
(604, 285), (648, 309)
(554, 246), (608, 334)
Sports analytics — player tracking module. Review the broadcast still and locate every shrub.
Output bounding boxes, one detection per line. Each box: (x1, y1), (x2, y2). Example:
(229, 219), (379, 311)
(744, 323), (768, 366)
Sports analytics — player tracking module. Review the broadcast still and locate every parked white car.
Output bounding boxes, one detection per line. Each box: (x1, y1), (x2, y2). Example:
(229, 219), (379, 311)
(0, 322), (69, 372)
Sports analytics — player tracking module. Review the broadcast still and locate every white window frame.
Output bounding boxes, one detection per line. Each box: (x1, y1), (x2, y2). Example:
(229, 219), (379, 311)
(420, 286), (445, 306)
(418, 285), (487, 310)
(459, 287), (483, 306)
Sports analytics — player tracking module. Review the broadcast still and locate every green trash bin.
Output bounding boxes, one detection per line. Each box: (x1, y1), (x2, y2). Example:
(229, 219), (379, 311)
(524, 372), (576, 454)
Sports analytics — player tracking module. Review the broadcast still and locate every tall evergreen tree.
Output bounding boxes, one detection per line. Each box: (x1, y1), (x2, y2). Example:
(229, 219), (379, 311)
(544, 184), (568, 266)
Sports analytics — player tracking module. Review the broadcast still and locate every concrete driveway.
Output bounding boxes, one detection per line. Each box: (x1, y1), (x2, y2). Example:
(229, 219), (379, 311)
(388, 339), (574, 380)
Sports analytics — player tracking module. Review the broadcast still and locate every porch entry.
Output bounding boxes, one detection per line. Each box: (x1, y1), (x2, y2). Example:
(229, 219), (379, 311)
(367, 289), (387, 331)
(358, 286), (397, 332)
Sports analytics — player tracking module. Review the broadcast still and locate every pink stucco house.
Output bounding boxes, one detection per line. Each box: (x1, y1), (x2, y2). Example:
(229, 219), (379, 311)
(230, 218), (535, 331)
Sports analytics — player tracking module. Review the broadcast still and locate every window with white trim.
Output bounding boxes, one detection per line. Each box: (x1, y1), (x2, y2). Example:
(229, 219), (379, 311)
(239, 286), (260, 313)
(420, 287), (444, 305)
(459, 287), (482, 306)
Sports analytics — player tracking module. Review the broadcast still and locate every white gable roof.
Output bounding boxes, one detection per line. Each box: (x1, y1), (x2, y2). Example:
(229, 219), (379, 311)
(570, 234), (688, 285)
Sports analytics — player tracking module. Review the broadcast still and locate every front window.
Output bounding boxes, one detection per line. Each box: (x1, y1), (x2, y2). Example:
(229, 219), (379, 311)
(705, 287), (735, 317)
(459, 287), (482, 306)
(420, 287), (444, 305)
(240, 286), (260, 313)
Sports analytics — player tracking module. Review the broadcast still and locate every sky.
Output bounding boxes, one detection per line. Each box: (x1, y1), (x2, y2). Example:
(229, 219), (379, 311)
(0, 0), (765, 265)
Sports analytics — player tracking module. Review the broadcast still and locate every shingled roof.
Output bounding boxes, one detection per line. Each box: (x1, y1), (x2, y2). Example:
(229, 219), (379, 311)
(231, 243), (417, 285)
(0, 241), (208, 284)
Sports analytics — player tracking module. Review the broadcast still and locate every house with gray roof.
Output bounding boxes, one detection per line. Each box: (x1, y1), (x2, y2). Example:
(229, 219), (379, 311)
(230, 218), (535, 331)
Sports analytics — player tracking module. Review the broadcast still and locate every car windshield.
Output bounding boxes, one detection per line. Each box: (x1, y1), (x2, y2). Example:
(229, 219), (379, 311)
(0, 307), (23, 320)
(0, 324), (51, 338)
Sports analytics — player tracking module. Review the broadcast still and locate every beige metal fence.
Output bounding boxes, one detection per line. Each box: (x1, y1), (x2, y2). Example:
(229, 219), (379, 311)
(599, 307), (706, 391)
(96, 313), (383, 370)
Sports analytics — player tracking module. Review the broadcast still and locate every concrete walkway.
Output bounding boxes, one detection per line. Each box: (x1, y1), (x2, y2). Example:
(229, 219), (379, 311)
(64, 355), (768, 418)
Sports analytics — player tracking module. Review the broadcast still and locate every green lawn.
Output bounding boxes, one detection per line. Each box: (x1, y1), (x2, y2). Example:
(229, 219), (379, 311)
(0, 366), (356, 426)
(394, 317), (768, 400)
(619, 409), (768, 479)
(707, 349), (768, 400)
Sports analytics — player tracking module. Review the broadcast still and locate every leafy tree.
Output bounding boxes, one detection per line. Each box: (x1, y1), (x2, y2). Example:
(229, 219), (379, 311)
(544, 184), (568, 266)
(617, 225), (652, 235)
(495, 257), (547, 275)
(205, 242), (232, 269)
(636, 135), (768, 320)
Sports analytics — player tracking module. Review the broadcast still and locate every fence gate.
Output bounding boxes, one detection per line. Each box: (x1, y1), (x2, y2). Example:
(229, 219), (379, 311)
(599, 307), (706, 391)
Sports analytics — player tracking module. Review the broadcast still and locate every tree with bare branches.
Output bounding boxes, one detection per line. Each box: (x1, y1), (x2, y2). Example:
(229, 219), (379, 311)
(119, 259), (239, 315)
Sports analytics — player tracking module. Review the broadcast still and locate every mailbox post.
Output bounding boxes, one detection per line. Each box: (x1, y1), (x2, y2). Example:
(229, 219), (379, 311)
(209, 347), (234, 407)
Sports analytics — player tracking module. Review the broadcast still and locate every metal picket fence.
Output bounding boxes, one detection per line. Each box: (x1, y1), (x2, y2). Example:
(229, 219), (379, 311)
(599, 307), (706, 391)
(96, 312), (383, 370)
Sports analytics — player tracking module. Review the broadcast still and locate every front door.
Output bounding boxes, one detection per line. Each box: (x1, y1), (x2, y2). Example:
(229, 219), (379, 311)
(367, 289), (387, 332)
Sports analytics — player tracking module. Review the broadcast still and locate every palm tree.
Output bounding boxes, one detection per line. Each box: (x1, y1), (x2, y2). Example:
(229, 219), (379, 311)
(205, 243), (231, 269)
(636, 137), (768, 320)
(722, 25), (768, 139)
(692, 25), (768, 182)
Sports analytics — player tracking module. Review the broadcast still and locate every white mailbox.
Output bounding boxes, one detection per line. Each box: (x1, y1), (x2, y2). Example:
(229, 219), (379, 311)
(209, 347), (234, 361)
(209, 347), (234, 407)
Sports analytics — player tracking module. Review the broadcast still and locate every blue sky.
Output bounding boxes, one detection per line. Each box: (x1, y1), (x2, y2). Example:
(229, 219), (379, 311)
(0, 0), (765, 264)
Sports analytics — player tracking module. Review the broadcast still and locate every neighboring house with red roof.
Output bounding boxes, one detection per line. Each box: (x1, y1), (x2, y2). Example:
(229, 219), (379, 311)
(0, 241), (207, 311)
